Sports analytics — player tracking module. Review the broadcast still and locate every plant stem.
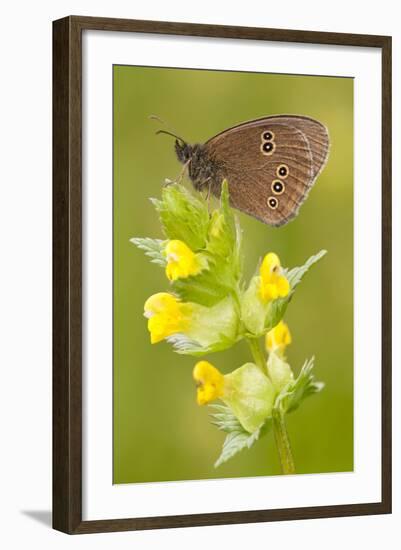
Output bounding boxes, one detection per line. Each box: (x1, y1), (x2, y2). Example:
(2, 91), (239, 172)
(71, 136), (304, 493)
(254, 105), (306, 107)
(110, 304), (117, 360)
(272, 409), (296, 475)
(246, 337), (295, 474)
(246, 337), (268, 375)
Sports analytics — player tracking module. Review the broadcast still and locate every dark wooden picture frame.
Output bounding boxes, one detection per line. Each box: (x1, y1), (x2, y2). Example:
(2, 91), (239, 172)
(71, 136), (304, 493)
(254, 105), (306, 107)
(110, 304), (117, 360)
(53, 15), (392, 534)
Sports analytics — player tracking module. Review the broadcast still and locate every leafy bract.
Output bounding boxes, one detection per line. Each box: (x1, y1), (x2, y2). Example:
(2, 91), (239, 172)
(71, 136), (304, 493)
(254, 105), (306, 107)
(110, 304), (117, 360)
(151, 184), (210, 250)
(223, 362), (275, 433)
(166, 296), (239, 356)
(285, 249), (327, 290)
(275, 357), (324, 415)
(209, 404), (272, 468)
(267, 351), (294, 393)
(130, 237), (167, 266)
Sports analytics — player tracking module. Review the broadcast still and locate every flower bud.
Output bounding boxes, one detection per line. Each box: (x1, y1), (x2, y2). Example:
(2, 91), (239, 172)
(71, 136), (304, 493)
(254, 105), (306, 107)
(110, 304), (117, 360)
(266, 320), (292, 356)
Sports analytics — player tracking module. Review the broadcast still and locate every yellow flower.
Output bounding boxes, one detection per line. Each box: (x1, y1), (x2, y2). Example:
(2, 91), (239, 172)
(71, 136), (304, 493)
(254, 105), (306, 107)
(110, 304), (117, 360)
(193, 361), (225, 405)
(266, 320), (292, 355)
(144, 293), (190, 344)
(259, 252), (290, 302)
(165, 240), (202, 281)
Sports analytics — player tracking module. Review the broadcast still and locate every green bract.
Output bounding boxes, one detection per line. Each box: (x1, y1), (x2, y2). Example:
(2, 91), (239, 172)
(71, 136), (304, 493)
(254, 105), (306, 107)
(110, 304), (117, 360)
(274, 357), (325, 415)
(210, 404), (272, 468)
(223, 363), (275, 433)
(167, 295), (239, 355)
(267, 351), (294, 393)
(151, 184), (210, 250)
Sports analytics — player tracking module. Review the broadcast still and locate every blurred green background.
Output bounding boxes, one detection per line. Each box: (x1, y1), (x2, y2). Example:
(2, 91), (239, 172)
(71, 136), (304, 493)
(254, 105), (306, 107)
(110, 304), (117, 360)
(113, 65), (353, 484)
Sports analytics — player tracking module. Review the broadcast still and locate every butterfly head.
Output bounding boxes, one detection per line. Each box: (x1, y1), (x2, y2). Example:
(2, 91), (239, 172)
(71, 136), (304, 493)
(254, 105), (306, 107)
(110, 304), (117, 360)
(174, 140), (193, 164)
(154, 128), (193, 165)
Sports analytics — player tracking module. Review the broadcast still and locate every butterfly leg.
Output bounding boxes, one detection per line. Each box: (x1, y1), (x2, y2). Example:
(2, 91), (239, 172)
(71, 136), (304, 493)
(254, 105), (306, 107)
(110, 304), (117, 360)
(163, 159), (191, 187)
(200, 178), (212, 212)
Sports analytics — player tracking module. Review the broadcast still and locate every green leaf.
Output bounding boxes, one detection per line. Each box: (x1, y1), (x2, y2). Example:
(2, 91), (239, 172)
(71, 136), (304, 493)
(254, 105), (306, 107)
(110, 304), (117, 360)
(152, 184), (210, 250)
(209, 403), (244, 432)
(209, 404), (272, 467)
(263, 249), (327, 332)
(275, 357), (324, 415)
(130, 237), (167, 266)
(285, 249), (327, 290)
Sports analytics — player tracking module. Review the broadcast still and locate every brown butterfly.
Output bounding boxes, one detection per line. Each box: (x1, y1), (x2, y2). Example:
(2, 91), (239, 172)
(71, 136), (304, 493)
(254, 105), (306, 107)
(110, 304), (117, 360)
(158, 115), (329, 227)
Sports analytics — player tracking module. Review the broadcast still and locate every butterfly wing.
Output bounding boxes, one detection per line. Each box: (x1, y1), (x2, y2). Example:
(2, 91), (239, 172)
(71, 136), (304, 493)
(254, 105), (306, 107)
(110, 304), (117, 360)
(204, 116), (329, 226)
(266, 115), (330, 178)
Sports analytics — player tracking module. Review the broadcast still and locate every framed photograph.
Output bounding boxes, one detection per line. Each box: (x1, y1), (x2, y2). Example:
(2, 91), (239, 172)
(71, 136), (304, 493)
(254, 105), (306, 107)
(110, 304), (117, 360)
(53, 16), (392, 534)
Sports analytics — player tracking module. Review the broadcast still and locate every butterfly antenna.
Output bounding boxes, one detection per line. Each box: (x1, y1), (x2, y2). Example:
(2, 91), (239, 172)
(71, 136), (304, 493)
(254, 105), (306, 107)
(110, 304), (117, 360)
(149, 114), (168, 126)
(155, 129), (186, 144)
(149, 114), (185, 143)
